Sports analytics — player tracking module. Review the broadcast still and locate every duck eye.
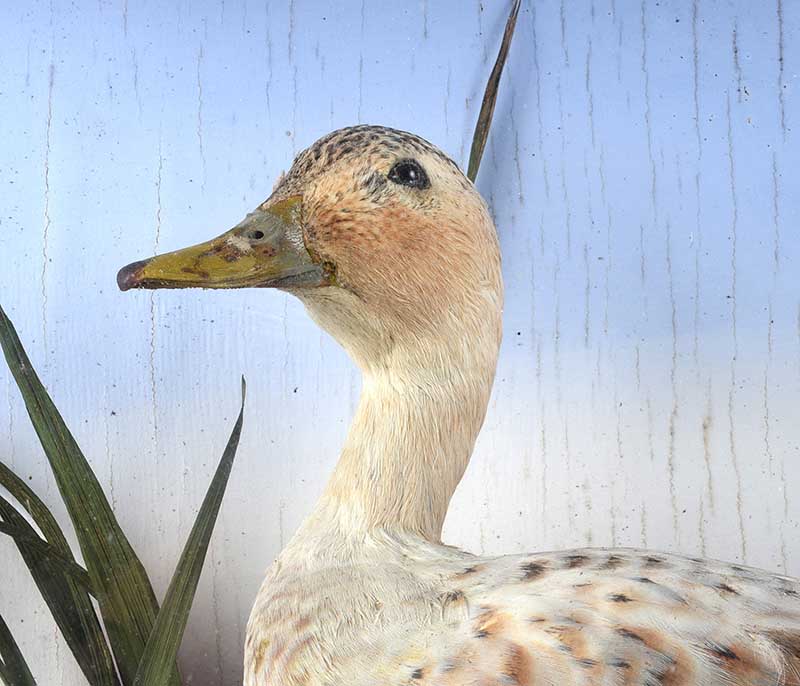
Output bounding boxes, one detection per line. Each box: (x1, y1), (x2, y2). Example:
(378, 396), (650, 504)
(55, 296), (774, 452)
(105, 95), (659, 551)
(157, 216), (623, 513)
(247, 230), (265, 240)
(387, 159), (430, 190)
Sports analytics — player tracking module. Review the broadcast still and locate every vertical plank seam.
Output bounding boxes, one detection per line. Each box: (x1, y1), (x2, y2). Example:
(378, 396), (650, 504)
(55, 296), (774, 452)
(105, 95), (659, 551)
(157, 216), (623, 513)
(725, 92), (746, 562)
(197, 43), (206, 192)
(41, 63), (55, 366)
(667, 218), (679, 546)
(777, 0), (786, 138)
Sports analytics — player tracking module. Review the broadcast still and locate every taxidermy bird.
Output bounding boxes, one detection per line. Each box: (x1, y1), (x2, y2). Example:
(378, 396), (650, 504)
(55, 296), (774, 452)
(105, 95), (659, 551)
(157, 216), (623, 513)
(117, 123), (800, 685)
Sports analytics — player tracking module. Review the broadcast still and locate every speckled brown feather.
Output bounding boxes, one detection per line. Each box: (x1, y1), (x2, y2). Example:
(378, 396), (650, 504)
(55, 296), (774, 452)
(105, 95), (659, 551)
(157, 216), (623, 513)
(248, 542), (800, 686)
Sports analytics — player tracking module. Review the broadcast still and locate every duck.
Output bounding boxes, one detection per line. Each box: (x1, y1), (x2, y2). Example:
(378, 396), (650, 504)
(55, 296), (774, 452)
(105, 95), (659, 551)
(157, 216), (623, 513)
(118, 124), (800, 686)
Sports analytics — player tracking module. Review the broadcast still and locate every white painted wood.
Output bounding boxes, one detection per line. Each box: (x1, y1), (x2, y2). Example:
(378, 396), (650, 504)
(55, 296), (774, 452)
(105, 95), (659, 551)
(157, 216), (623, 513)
(0, 0), (797, 683)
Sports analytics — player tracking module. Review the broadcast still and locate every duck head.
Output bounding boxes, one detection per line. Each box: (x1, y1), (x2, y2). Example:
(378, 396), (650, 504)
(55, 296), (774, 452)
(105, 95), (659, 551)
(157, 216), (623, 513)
(118, 125), (503, 371)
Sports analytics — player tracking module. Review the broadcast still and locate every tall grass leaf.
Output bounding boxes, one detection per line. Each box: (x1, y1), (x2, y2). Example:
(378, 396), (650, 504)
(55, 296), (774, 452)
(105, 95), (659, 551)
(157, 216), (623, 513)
(0, 305), (179, 686)
(0, 463), (119, 685)
(0, 502), (93, 588)
(0, 613), (36, 686)
(133, 378), (245, 686)
(467, 0), (521, 182)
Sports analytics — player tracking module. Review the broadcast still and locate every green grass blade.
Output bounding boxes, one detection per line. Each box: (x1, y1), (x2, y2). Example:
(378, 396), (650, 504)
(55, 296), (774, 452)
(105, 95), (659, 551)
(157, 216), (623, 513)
(467, 0), (521, 182)
(0, 305), (179, 686)
(0, 463), (119, 685)
(133, 378), (246, 686)
(0, 500), (120, 685)
(0, 613), (36, 686)
(0, 461), (75, 554)
(0, 504), (93, 589)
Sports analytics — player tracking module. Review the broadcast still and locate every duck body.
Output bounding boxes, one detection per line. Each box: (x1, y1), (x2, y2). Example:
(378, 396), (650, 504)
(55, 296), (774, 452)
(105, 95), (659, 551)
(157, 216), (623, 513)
(117, 125), (800, 686)
(246, 525), (800, 686)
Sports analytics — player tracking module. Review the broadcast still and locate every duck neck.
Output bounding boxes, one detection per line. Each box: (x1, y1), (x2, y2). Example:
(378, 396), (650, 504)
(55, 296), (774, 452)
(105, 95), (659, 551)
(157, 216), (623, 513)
(309, 339), (499, 545)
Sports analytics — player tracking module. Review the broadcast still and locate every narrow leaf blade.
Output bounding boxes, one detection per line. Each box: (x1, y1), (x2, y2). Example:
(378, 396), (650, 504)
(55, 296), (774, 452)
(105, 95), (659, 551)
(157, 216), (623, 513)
(0, 305), (179, 686)
(0, 613), (36, 686)
(133, 379), (246, 686)
(0, 463), (119, 686)
(467, 0), (521, 182)
(0, 461), (74, 553)
(0, 505), (93, 589)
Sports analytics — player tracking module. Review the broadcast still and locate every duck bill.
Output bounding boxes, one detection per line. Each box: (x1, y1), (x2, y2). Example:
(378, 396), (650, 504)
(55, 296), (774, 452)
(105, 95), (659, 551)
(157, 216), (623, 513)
(117, 196), (329, 292)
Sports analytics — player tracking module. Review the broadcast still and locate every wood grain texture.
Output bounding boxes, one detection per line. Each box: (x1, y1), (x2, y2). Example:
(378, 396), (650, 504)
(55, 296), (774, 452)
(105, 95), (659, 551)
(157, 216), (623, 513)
(0, 1), (797, 683)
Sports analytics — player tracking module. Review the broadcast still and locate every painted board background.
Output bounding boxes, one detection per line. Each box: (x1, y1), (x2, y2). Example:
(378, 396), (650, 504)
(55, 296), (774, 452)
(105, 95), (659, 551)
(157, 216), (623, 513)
(0, 0), (798, 682)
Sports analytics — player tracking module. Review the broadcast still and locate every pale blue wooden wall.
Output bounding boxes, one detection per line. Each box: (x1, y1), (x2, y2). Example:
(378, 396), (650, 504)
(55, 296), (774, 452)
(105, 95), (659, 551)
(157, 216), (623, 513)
(0, 0), (798, 683)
